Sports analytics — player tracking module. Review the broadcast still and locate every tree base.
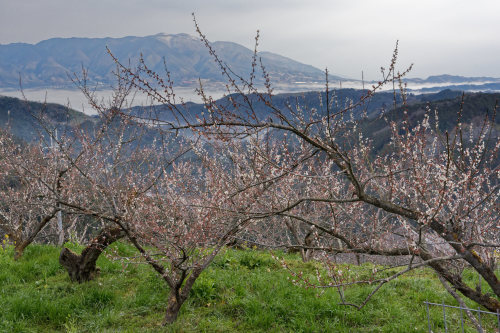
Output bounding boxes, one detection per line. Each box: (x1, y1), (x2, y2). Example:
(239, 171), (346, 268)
(59, 226), (126, 283)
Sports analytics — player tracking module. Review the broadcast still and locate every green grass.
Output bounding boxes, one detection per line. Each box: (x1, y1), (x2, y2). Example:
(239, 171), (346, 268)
(0, 242), (497, 332)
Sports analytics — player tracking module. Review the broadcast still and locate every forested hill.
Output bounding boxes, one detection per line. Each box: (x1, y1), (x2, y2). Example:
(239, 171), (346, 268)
(361, 92), (500, 152)
(0, 95), (95, 142)
(129, 89), (465, 124)
(0, 96), (171, 151)
(1, 90), (498, 148)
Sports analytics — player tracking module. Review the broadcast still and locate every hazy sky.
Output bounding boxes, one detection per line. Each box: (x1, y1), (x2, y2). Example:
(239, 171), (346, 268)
(1, 0), (499, 80)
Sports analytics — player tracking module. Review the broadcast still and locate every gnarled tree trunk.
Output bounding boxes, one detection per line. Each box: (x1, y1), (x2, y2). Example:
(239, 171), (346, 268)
(59, 226), (126, 283)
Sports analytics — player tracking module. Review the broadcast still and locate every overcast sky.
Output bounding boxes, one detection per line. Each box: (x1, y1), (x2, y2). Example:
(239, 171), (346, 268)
(1, 0), (499, 80)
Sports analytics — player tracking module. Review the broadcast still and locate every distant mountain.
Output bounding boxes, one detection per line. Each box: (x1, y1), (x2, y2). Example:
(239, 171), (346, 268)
(0, 33), (330, 89)
(402, 75), (500, 93)
(404, 74), (500, 84)
(410, 82), (500, 93)
(2, 33), (500, 96)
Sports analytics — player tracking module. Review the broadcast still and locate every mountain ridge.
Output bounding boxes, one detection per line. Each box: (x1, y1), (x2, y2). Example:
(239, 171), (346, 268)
(0, 33), (330, 89)
(1, 33), (500, 94)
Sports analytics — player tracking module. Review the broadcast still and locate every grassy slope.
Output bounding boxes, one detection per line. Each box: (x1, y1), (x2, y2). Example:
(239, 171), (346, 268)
(0, 242), (497, 332)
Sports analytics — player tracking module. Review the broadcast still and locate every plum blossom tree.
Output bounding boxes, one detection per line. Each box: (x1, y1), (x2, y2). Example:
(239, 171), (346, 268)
(121, 140), (273, 324)
(0, 96), (111, 260)
(106, 18), (499, 314)
(0, 129), (66, 259)
(258, 102), (499, 312)
(35, 76), (280, 323)
(1, 71), (277, 324)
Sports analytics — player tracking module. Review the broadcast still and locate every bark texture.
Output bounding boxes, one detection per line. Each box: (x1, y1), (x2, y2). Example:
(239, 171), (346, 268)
(163, 291), (184, 325)
(162, 266), (207, 325)
(59, 226), (126, 283)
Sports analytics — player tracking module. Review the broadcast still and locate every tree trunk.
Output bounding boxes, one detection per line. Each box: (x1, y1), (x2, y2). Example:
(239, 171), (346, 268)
(162, 266), (207, 325)
(285, 218), (312, 261)
(427, 219), (500, 300)
(162, 291), (185, 325)
(14, 240), (29, 260)
(59, 226), (126, 283)
(14, 209), (58, 260)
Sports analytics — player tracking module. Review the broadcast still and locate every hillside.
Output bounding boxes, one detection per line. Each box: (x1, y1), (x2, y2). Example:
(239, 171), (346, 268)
(0, 95), (95, 142)
(1, 243), (498, 332)
(0, 95), (184, 156)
